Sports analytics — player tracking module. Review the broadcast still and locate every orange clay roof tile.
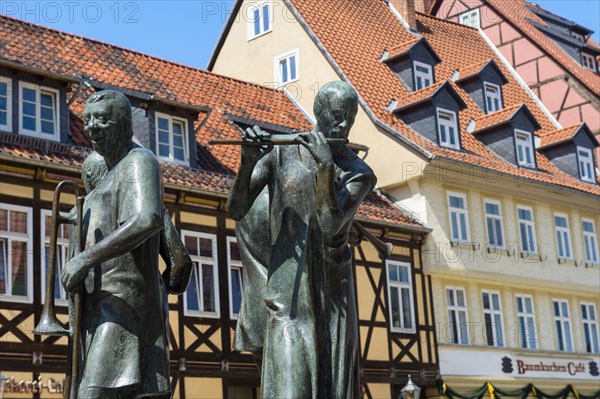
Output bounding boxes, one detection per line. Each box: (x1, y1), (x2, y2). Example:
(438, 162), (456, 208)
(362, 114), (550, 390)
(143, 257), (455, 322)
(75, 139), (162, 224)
(286, 0), (599, 195)
(0, 14), (419, 228)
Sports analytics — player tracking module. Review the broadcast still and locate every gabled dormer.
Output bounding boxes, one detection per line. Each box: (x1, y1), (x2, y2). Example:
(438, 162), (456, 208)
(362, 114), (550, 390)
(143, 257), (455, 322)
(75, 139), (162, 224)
(0, 65), (73, 143)
(394, 81), (467, 150)
(89, 81), (202, 168)
(382, 37), (441, 92)
(538, 123), (599, 183)
(456, 59), (508, 114)
(472, 104), (541, 169)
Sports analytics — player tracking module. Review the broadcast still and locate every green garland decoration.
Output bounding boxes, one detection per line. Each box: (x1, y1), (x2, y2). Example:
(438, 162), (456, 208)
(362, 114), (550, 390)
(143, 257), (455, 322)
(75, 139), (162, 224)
(437, 380), (600, 399)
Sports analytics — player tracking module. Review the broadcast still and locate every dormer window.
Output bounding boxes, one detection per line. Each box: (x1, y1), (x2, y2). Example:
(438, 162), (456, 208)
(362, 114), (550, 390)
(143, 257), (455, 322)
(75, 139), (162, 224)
(515, 130), (535, 168)
(484, 83), (502, 113)
(437, 108), (459, 150)
(414, 61), (433, 90)
(581, 53), (597, 72)
(156, 113), (188, 165)
(0, 77), (11, 131)
(247, 0), (272, 40)
(19, 82), (59, 141)
(459, 9), (480, 29)
(571, 31), (585, 42)
(577, 147), (595, 182)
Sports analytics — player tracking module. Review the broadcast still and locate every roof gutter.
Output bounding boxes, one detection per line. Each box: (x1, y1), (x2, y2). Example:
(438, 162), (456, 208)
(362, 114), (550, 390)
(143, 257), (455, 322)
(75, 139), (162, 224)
(0, 59), (79, 83)
(282, 0), (433, 161)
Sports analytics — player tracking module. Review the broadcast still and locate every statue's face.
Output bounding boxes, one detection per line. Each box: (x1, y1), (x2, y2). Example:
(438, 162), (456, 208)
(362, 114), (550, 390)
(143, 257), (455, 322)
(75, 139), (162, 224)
(84, 101), (122, 158)
(315, 96), (356, 140)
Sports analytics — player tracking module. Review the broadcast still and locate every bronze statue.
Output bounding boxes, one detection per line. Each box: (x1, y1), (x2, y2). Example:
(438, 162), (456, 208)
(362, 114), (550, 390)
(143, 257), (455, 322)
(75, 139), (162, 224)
(57, 90), (191, 399)
(228, 81), (376, 398)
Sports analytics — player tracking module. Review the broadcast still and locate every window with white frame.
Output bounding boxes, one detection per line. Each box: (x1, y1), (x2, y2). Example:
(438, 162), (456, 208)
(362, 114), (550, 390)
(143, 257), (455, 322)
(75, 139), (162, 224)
(386, 260), (415, 333)
(577, 147), (595, 183)
(182, 231), (219, 317)
(446, 287), (469, 344)
(414, 61), (433, 90)
(41, 209), (70, 304)
(515, 294), (537, 349)
(582, 219), (599, 265)
(437, 108), (460, 150)
(581, 53), (597, 72)
(156, 113), (188, 164)
(484, 82), (502, 113)
(447, 192), (470, 243)
(19, 82), (59, 140)
(581, 302), (600, 353)
(274, 49), (299, 87)
(0, 76), (11, 131)
(515, 130), (535, 168)
(227, 237), (243, 318)
(247, 0), (272, 40)
(459, 8), (480, 28)
(553, 299), (574, 352)
(482, 290), (504, 347)
(517, 206), (537, 254)
(0, 204), (32, 302)
(554, 214), (573, 260)
(484, 199), (505, 249)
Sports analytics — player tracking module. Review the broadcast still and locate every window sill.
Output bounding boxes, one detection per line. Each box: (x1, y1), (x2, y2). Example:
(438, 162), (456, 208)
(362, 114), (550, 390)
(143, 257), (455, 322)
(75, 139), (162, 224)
(520, 251), (546, 261)
(157, 157), (190, 168)
(247, 28), (272, 43)
(183, 311), (220, 319)
(274, 77), (300, 89)
(389, 328), (417, 335)
(0, 294), (33, 304)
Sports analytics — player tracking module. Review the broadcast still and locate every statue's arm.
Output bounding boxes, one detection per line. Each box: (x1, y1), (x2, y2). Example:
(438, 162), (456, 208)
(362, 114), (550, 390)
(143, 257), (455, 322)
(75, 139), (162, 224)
(160, 206), (193, 295)
(317, 167), (376, 237)
(62, 151), (163, 292)
(228, 127), (272, 221)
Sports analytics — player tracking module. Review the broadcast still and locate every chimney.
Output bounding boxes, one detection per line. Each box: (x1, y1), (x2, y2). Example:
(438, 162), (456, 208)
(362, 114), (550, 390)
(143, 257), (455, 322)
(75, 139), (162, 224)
(390, 0), (417, 32)
(415, 0), (435, 14)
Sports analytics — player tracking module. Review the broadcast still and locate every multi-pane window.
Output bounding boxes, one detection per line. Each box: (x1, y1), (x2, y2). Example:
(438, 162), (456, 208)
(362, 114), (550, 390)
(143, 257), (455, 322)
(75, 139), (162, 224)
(386, 260), (415, 333)
(583, 219), (599, 265)
(581, 302), (600, 353)
(484, 82), (502, 113)
(571, 32), (585, 42)
(577, 147), (595, 183)
(0, 204), (32, 301)
(553, 299), (573, 352)
(459, 8), (480, 28)
(156, 113), (188, 164)
(41, 209), (70, 304)
(247, 0), (272, 40)
(183, 231), (219, 317)
(414, 61), (433, 90)
(446, 287), (469, 345)
(227, 237), (243, 318)
(554, 214), (573, 260)
(274, 49), (299, 87)
(437, 108), (459, 150)
(517, 206), (537, 254)
(515, 130), (535, 168)
(447, 192), (470, 243)
(482, 290), (504, 347)
(515, 294), (537, 349)
(0, 76), (11, 130)
(484, 200), (505, 249)
(581, 53), (597, 72)
(19, 82), (59, 139)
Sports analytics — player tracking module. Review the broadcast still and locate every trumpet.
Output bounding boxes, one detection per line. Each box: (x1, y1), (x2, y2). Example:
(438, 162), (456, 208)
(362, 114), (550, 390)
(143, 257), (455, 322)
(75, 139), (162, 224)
(350, 221), (393, 259)
(34, 180), (85, 399)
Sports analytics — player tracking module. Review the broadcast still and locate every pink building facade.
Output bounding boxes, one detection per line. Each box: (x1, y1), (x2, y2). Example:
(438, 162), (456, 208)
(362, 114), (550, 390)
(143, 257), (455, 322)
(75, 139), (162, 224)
(430, 0), (600, 162)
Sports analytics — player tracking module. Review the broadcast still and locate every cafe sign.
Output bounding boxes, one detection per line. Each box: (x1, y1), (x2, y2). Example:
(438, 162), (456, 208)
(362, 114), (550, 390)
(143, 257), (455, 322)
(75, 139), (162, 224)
(0, 376), (64, 394)
(439, 348), (600, 381)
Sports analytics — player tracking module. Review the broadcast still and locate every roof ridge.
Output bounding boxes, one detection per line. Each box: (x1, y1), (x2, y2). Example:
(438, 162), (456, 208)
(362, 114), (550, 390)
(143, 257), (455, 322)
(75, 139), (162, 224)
(0, 14), (287, 96)
(388, 37), (420, 52)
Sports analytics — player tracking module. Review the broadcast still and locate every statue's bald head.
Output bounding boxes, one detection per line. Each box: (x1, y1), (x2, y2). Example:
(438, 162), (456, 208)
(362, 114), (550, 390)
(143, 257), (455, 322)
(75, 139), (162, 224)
(86, 90), (133, 142)
(313, 81), (358, 121)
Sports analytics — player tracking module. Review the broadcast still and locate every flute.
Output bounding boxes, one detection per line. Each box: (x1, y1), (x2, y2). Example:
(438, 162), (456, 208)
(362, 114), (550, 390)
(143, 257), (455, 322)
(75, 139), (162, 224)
(208, 133), (349, 146)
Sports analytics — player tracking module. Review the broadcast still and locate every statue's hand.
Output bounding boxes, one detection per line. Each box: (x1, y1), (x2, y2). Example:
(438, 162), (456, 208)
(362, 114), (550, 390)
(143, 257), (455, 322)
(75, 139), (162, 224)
(295, 130), (333, 169)
(62, 253), (89, 293)
(241, 126), (273, 166)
